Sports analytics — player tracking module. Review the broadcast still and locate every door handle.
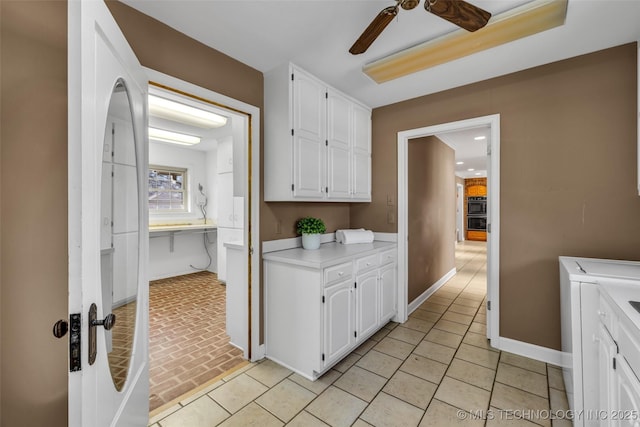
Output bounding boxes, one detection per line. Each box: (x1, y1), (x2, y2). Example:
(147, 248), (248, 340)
(88, 303), (117, 365)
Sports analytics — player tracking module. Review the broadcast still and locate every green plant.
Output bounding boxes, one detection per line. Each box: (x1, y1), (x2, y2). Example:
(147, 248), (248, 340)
(296, 217), (326, 235)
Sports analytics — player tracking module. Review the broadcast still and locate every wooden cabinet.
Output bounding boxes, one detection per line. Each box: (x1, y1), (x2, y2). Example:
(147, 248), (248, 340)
(264, 63), (371, 202)
(264, 242), (396, 380)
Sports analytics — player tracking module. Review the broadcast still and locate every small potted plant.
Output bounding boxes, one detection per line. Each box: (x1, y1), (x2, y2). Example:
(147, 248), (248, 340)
(296, 216), (326, 250)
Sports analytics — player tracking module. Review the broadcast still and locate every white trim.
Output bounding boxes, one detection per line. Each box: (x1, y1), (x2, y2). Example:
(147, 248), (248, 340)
(397, 114), (500, 341)
(144, 68), (262, 361)
(407, 268), (457, 315)
(496, 336), (563, 367)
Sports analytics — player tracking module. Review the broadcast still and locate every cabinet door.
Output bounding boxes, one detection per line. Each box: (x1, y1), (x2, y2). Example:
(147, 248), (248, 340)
(327, 90), (351, 199)
(292, 70), (325, 199)
(614, 356), (640, 426)
(379, 264), (397, 324)
(352, 150), (370, 200)
(324, 279), (354, 366)
(217, 172), (234, 228)
(356, 271), (379, 339)
(352, 105), (371, 201)
(217, 137), (233, 174)
(597, 322), (618, 427)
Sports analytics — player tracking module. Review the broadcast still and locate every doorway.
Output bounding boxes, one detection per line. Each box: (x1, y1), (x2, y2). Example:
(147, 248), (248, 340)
(397, 114), (500, 346)
(144, 69), (262, 412)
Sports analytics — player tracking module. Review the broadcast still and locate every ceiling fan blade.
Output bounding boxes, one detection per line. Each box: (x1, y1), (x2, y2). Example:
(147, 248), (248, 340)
(425, 0), (491, 32)
(349, 5), (398, 55)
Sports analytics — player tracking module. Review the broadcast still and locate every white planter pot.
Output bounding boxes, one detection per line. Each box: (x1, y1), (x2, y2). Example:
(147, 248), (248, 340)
(301, 233), (321, 250)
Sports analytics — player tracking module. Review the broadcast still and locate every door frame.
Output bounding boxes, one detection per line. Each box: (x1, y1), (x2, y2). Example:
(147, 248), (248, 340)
(396, 114), (500, 345)
(456, 183), (465, 242)
(145, 68), (264, 361)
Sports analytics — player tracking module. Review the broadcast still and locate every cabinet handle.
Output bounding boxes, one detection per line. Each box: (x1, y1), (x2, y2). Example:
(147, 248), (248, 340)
(366, 262), (371, 266)
(597, 310), (607, 318)
(338, 272), (344, 276)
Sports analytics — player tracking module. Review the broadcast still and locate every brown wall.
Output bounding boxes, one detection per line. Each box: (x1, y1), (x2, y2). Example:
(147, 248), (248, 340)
(351, 43), (640, 350)
(106, 1), (351, 243)
(407, 136), (456, 302)
(1, 2), (69, 426)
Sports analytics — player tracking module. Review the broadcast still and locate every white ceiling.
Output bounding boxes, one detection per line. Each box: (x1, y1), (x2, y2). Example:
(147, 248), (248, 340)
(436, 126), (489, 178)
(122, 0), (640, 109)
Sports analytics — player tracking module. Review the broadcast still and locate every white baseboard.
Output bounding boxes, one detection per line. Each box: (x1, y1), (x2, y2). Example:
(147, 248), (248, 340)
(495, 336), (563, 367)
(407, 267), (457, 315)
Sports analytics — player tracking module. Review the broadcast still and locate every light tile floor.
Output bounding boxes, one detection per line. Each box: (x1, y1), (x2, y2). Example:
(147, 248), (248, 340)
(149, 241), (571, 427)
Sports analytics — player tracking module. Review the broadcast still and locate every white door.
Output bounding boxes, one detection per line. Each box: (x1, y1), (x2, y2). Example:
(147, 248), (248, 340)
(356, 271), (379, 338)
(69, 2), (149, 426)
(292, 69), (325, 198)
(327, 90), (351, 199)
(324, 280), (355, 366)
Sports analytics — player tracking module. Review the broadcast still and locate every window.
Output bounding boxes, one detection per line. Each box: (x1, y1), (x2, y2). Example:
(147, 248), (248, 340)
(148, 166), (187, 212)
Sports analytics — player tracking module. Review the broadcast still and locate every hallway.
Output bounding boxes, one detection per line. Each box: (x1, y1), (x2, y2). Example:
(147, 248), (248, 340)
(149, 241), (570, 426)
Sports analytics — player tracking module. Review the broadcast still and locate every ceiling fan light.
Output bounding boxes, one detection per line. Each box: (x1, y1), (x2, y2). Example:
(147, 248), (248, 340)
(149, 95), (228, 129)
(363, 0), (568, 83)
(149, 127), (201, 146)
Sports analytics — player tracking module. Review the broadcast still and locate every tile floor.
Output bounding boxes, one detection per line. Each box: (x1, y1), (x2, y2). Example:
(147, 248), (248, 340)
(148, 242), (571, 426)
(148, 272), (245, 411)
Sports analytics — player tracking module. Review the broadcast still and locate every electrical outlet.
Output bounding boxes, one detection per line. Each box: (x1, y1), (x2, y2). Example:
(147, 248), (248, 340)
(387, 194), (394, 206)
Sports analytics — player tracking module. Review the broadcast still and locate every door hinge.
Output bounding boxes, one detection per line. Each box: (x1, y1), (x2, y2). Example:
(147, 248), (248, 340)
(291, 184), (295, 191)
(325, 92), (328, 99)
(613, 357), (616, 370)
(249, 246), (254, 256)
(325, 187), (328, 193)
(291, 73), (294, 81)
(487, 145), (492, 155)
(487, 223), (491, 233)
(322, 295), (325, 303)
(322, 353), (325, 361)
(69, 313), (82, 372)
(354, 282), (357, 289)
(325, 140), (328, 146)
(487, 301), (491, 311)
(354, 331), (357, 338)
(291, 129), (294, 136)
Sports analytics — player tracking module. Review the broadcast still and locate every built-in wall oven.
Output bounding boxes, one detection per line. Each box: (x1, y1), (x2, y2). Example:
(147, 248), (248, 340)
(467, 196), (487, 231)
(467, 196), (486, 216)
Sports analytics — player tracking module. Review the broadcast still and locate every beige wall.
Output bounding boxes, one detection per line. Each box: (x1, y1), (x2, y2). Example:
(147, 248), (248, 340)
(351, 43), (640, 350)
(1, 2), (69, 425)
(408, 137), (456, 303)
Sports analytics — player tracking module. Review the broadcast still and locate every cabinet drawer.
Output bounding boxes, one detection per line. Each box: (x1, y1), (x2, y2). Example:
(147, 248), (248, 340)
(379, 249), (397, 266)
(356, 254), (378, 273)
(598, 295), (617, 339)
(324, 262), (353, 286)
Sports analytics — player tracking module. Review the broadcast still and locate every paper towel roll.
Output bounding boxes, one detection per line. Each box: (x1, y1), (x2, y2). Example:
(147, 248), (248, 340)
(339, 229), (374, 244)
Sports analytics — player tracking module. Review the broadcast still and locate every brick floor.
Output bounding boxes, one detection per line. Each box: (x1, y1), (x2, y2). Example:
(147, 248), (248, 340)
(148, 272), (245, 411)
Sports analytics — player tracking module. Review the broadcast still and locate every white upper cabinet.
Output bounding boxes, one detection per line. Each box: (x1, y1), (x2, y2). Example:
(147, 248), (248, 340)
(264, 63), (371, 202)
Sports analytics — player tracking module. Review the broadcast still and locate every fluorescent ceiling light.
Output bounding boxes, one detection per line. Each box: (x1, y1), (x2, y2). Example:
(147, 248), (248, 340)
(474, 136), (486, 141)
(149, 127), (201, 146)
(468, 168), (475, 171)
(363, 0), (568, 83)
(149, 95), (228, 129)
(475, 172), (482, 176)
(456, 161), (464, 165)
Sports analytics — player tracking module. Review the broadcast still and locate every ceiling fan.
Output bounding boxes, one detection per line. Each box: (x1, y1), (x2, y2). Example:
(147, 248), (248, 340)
(349, 0), (492, 55)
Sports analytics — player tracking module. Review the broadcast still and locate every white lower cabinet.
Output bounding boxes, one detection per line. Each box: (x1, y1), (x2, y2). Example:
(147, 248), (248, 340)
(264, 242), (397, 380)
(324, 279), (355, 366)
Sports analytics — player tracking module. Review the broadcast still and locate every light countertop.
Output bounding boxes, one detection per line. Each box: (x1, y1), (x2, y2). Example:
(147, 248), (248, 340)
(263, 241), (396, 269)
(149, 223), (217, 233)
(560, 256), (640, 331)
